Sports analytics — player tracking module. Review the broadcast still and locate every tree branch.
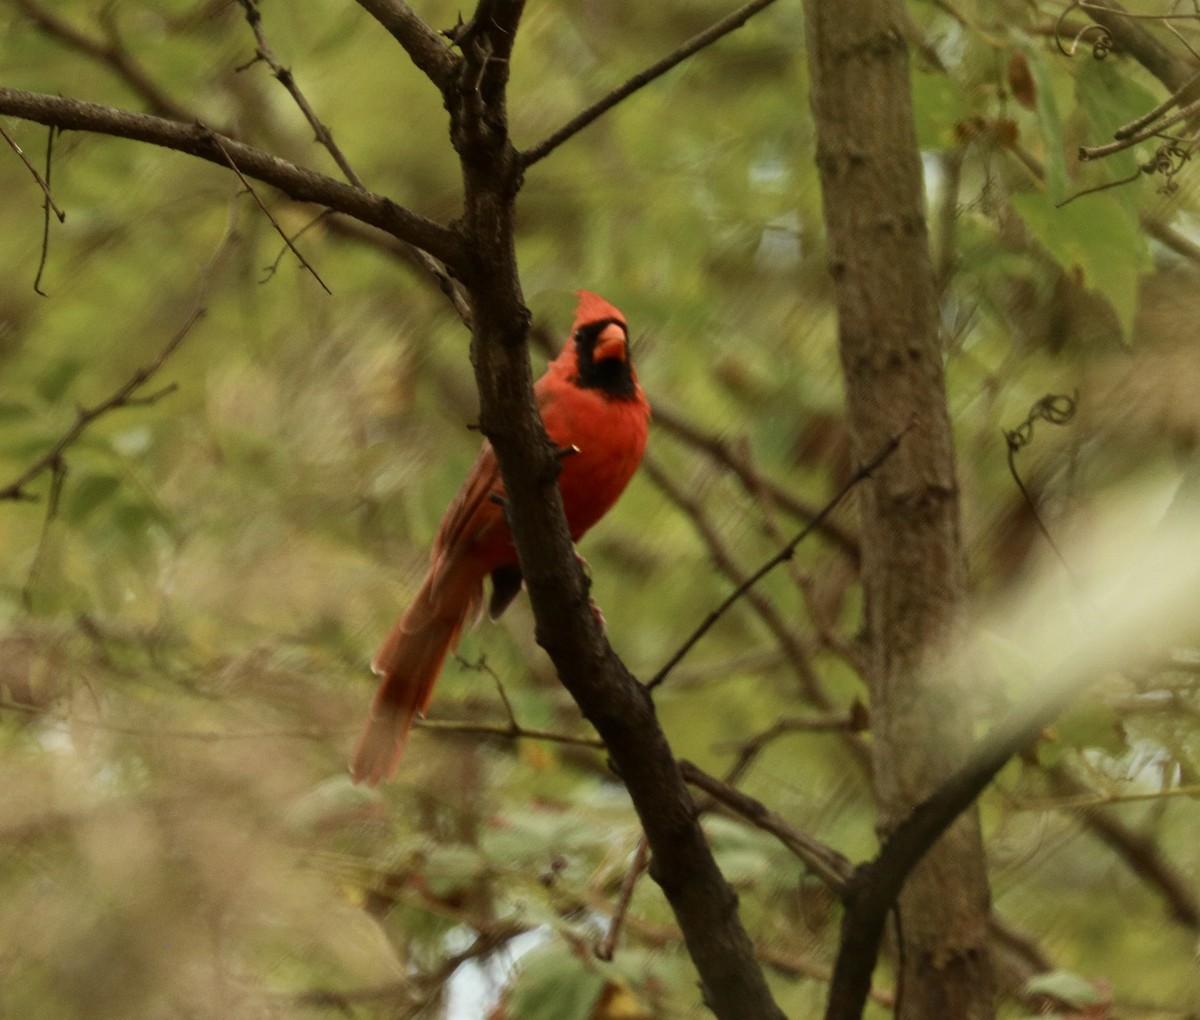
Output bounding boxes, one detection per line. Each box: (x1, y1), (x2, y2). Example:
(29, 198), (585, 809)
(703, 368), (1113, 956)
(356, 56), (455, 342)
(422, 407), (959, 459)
(235, 0), (367, 190)
(10, 0), (194, 122)
(646, 427), (907, 690)
(653, 402), (860, 560)
(449, 3), (785, 1014)
(521, 0), (782, 168)
(642, 454), (828, 704)
(0, 308), (204, 503)
(353, 0), (459, 90)
(680, 760), (854, 892)
(0, 89), (465, 268)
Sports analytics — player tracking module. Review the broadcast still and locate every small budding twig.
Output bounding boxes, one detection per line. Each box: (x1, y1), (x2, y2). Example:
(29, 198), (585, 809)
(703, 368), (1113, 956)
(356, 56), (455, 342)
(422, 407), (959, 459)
(33, 126), (61, 296)
(596, 835), (650, 961)
(646, 425), (910, 690)
(234, 0), (366, 191)
(209, 131), (332, 294)
(0, 120), (66, 222)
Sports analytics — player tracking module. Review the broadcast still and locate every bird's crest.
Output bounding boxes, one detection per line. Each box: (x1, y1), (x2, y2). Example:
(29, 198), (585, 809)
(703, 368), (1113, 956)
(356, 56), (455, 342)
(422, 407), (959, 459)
(574, 290), (626, 328)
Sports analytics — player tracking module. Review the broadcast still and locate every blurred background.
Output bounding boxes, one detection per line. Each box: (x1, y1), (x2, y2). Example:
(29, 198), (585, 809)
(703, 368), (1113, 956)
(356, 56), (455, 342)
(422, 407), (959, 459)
(1, 0), (1199, 1016)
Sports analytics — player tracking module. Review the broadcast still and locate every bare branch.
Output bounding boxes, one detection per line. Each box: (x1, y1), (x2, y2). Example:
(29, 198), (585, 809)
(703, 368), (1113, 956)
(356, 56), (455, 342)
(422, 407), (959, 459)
(646, 427), (909, 690)
(416, 717), (603, 748)
(642, 454), (828, 704)
(353, 0), (459, 89)
(33, 126), (57, 295)
(0, 203), (244, 504)
(596, 836), (650, 961)
(0, 308), (205, 504)
(0, 120), (66, 221)
(653, 403), (860, 560)
(721, 710), (869, 785)
(680, 760), (854, 893)
(0, 88), (465, 268)
(209, 131), (332, 293)
(521, 0), (782, 168)
(234, 0), (367, 190)
(10, 0), (194, 121)
(321, 214), (475, 328)
(1045, 762), (1200, 930)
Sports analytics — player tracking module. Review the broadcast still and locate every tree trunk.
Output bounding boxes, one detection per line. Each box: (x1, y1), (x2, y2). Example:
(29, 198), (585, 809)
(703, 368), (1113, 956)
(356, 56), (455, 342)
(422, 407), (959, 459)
(802, 3), (996, 1017)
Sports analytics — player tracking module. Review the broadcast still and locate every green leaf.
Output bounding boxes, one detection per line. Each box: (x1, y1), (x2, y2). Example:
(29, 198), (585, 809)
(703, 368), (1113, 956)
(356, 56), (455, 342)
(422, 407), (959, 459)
(64, 472), (122, 524)
(506, 942), (606, 1020)
(34, 359), (84, 403)
(1025, 969), (1108, 1007)
(1053, 701), (1127, 756)
(1023, 45), (1068, 204)
(910, 67), (971, 151)
(1076, 59), (1159, 186)
(0, 399), (32, 424)
(1009, 189), (1147, 342)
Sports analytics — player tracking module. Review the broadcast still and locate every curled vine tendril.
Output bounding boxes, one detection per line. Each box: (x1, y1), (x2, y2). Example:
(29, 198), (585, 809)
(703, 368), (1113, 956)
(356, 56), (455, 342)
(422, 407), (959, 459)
(1143, 142), (1191, 194)
(1055, 3), (1115, 59)
(1003, 393), (1079, 576)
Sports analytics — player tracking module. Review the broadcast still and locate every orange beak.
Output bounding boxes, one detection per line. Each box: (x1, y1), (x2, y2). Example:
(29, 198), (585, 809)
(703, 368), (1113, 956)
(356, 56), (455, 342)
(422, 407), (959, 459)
(593, 323), (628, 363)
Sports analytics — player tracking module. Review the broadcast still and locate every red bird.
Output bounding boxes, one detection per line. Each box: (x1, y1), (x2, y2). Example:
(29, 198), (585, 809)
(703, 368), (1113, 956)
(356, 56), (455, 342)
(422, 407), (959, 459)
(351, 292), (650, 785)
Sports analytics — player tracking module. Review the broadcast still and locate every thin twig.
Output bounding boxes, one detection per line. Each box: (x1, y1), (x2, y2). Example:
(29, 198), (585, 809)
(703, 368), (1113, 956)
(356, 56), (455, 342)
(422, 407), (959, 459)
(653, 403), (860, 560)
(0, 120), (66, 221)
(209, 131), (332, 294)
(646, 426), (910, 690)
(1079, 95), (1200, 160)
(721, 710), (868, 786)
(521, 0), (782, 167)
(20, 457), (66, 610)
(11, 0), (193, 122)
(34, 126), (57, 296)
(259, 209), (332, 283)
(235, 0), (366, 190)
(680, 760), (854, 893)
(416, 716), (605, 749)
(0, 88), (465, 268)
(644, 455), (828, 705)
(1114, 68), (1200, 139)
(0, 308), (206, 503)
(596, 835), (650, 961)
(0, 202), (244, 503)
(453, 652), (519, 728)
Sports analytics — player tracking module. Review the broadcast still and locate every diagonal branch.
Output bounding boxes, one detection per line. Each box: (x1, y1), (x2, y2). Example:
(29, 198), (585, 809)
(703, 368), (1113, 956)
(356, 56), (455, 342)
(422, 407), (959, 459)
(210, 133), (332, 293)
(353, 0), (459, 90)
(0, 120), (65, 221)
(521, 0), (782, 168)
(647, 426), (908, 690)
(680, 760), (854, 893)
(235, 0), (367, 190)
(653, 403), (860, 560)
(0, 308), (205, 503)
(643, 454), (828, 704)
(0, 88), (465, 269)
(10, 0), (194, 122)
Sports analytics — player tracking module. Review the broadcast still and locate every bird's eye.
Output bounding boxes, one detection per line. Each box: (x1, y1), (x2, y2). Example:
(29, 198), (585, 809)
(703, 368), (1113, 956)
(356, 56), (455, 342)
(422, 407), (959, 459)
(574, 329), (585, 341)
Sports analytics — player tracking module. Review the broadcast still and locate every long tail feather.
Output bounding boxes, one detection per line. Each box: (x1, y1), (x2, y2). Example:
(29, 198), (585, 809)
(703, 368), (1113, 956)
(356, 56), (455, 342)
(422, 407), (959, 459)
(350, 566), (478, 786)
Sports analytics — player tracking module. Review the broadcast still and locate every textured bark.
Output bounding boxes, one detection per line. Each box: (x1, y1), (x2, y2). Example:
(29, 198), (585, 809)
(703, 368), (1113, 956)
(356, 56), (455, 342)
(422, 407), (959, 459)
(803, 2), (996, 1018)
(450, 5), (785, 1017)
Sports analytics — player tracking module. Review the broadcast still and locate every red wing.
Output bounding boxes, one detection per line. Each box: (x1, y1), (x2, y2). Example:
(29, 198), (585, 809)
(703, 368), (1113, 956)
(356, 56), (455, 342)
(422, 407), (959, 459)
(431, 441), (506, 571)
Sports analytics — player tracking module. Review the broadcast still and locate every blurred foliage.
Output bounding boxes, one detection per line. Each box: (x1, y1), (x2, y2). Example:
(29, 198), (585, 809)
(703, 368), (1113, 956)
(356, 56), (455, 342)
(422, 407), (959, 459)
(2, 0), (1200, 1017)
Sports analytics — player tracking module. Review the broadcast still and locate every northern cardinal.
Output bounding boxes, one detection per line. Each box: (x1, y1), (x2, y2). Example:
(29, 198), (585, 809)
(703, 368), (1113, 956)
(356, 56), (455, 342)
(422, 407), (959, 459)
(351, 292), (650, 785)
